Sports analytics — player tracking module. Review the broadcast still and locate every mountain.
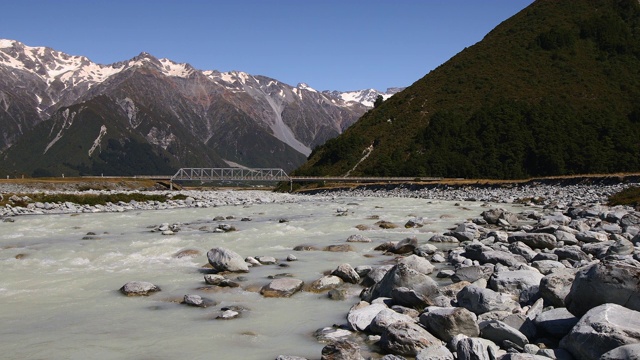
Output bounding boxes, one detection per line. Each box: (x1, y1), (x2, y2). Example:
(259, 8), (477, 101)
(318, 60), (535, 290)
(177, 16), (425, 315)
(323, 87), (404, 108)
(295, 0), (640, 179)
(0, 39), (396, 177)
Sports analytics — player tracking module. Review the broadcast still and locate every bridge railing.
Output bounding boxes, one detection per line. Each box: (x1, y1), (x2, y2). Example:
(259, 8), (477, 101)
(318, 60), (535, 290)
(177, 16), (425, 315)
(170, 168), (290, 182)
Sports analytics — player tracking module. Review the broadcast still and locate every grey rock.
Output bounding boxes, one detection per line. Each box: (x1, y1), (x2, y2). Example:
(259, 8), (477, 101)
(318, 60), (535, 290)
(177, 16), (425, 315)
(414, 243), (438, 257)
(346, 234), (371, 242)
(429, 234), (459, 243)
(600, 343), (640, 360)
(309, 275), (343, 292)
(509, 241), (538, 262)
(255, 255), (277, 265)
(576, 230), (609, 243)
(539, 269), (575, 308)
(535, 348), (574, 360)
(456, 337), (499, 360)
(276, 356), (308, 360)
(207, 247), (249, 273)
(398, 254), (435, 275)
(347, 302), (387, 332)
(553, 245), (590, 263)
(369, 308), (416, 335)
(321, 339), (364, 360)
(260, 278), (304, 298)
(456, 285), (520, 315)
(581, 241), (614, 259)
(361, 263), (438, 308)
(419, 306), (479, 342)
(565, 260), (640, 316)
(560, 303), (640, 360)
(533, 308), (578, 338)
(606, 238), (635, 256)
(119, 281), (160, 296)
(508, 233), (557, 250)
(554, 230), (579, 246)
(498, 354), (549, 360)
(416, 345), (454, 360)
(479, 319), (529, 350)
(452, 265), (493, 283)
(378, 321), (443, 356)
(332, 263), (360, 284)
(391, 236), (419, 254)
(532, 260), (566, 275)
(361, 264), (393, 287)
(488, 269), (544, 297)
(314, 327), (354, 343)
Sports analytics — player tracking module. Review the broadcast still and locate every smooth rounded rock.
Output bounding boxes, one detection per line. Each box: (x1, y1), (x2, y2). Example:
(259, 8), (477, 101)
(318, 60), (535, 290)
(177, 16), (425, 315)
(119, 281), (161, 296)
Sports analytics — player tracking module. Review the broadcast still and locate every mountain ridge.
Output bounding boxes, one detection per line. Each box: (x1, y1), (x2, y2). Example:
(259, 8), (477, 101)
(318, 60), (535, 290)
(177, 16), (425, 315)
(0, 39), (400, 177)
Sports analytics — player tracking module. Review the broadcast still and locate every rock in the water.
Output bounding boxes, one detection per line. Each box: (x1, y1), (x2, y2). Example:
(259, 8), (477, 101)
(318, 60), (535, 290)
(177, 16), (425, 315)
(119, 281), (161, 296)
(332, 263), (360, 284)
(378, 321), (443, 356)
(314, 327), (354, 343)
(309, 275), (343, 292)
(361, 263), (438, 308)
(260, 278), (304, 298)
(560, 303), (640, 360)
(346, 234), (371, 243)
(391, 237), (419, 254)
(321, 339), (364, 360)
(207, 247), (249, 273)
(323, 244), (355, 252)
(565, 260), (640, 316)
(419, 306), (479, 342)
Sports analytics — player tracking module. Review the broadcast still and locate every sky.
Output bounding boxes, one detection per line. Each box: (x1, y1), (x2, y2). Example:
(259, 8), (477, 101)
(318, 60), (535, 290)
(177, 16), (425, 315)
(1, 0), (534, 92)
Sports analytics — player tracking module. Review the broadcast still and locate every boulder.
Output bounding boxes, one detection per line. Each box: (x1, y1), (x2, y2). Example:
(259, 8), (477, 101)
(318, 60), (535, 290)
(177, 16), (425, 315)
(332, 263), (360, 284)
(553, 245), (590, 263)
(456, 285), (520, 315)
(419, 306), (479, 342)
(119, 281), (160, 296)
(508, 233), (557, 250)
(347, 302), (387, 332)
(361, 263), (438, 308)
(314, 327), (354, 343)
(397, 254), (435, 275)
(600, 344), (640, 360)
(346, 234), (371, 242)
(533, 308), (578, 339)
(414, 243), (438, 257)
(488, 269), (544, 297)
(429, 234), (459, 243)
(532, 260), (566, 275)
(565, 260), (640, 316)
(207, 247), (249, 273)
(361, 265), (393, 287)
(182, 294), (215, 308)
(479, 320), (529, 351)
(415, 345), (454, 360)
(309, 275), (343, 292)
(324, 244), (355, 252)
(456, 337), (500, 360)
(321, 339), (364, 360)
(378, 321), (443, 356)
(554, 230), (579, 246)
(452, 265), (493, 283)
(560, 303), (640, 360)
(369, 308), (416, 335)
(576, 230), (609, 243)
(260, 278), (304, 298)
(391, 237), (419, 254)
(539, 269), (575, 308)
(255, 256), (277, 265)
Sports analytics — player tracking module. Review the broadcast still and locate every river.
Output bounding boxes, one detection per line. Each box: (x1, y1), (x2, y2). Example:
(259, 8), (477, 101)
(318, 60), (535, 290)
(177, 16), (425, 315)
(0, 194), (513, 359)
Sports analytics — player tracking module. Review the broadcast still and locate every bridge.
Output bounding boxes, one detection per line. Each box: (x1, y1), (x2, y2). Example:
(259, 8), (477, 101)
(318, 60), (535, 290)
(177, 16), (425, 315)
(166, 167), (441, 190)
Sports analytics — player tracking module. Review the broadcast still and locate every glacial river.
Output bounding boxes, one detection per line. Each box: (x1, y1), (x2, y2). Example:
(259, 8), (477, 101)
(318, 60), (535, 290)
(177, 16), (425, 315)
(0, 194), (509, 359)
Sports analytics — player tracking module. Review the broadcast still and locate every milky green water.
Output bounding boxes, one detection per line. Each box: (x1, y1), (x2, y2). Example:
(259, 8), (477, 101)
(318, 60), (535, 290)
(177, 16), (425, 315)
(0, 195), (500, 360)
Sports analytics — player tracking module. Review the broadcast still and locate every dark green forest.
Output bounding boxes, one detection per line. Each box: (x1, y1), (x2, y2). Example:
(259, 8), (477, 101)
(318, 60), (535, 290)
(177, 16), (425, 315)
(296, 0), (640, 179)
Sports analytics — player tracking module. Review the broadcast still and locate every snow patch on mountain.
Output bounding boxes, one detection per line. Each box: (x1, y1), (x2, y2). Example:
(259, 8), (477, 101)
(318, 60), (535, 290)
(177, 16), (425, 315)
(88, 125), (107, 157)
(159, 58), (193, 78)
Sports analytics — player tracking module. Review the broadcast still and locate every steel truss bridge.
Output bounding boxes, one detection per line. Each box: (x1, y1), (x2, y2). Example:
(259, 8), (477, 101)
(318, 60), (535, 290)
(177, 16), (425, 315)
(165, 167), (440, 189)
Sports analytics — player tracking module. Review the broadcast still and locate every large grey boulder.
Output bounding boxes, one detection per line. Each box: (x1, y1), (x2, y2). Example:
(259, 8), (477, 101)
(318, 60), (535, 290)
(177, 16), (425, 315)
(332, 263), (360, 284)
(456, 337), (500, 360)
(560, 303), (640, 360)
(419, 306), (479, 342)
(347, 302), (388, 332)
(452, 265), (493, 283)
(539, 269), (576, 308)
(565, 260), (640, 316)
(321, 339), (364, 360)
(456, 285), (520, 315)
(369, 308), (416, 335)
(508, 233), (557, 250)
(260, 278), (304, 298)
(207, 247), (249, 273)
(361, 263), (439, 307)
(378, 321), (443, 356)
(416, 345), (454, 360)
(600, 344), (640, 360)
(309, 275), (343, 292)
(488, 269), (544, 297)
(398, 254), (435, 275)
(532, 308), (578, 338)
(479, 320), (529, 351)
(553, 245), (590, 263)
(576, 230), (609, 243)
(119, 281), (160, 296)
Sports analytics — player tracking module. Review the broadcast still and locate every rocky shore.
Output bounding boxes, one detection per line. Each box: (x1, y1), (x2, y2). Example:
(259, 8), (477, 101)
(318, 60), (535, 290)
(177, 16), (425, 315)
(4, 179), (640, 359)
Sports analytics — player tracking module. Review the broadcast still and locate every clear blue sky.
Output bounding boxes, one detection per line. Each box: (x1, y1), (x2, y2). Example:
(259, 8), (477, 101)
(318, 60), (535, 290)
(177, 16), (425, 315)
(2, 0), (533, 92)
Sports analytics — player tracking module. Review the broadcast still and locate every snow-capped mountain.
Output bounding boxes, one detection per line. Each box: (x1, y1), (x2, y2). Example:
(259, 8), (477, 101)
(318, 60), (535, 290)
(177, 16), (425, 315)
(324, 87), (404, 108)
(0, 39), (394, 176)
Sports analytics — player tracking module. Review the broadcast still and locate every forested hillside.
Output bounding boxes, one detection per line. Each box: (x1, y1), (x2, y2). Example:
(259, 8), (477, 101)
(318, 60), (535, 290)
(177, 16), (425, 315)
(295, 0), (640, 179)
